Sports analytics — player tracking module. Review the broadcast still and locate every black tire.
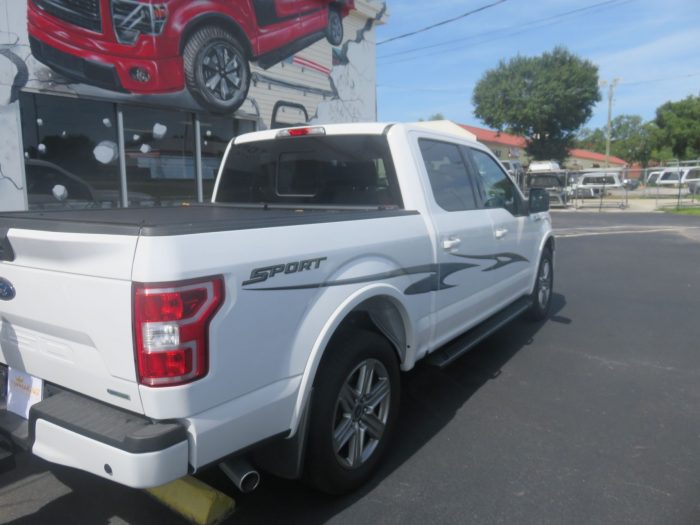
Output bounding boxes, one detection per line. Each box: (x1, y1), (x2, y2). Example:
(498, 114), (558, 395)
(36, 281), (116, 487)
(183, 26), (250, 114)
(525, 248), (553, 322)
(305, 329), (400, 495)
(325, 8), (344, 46)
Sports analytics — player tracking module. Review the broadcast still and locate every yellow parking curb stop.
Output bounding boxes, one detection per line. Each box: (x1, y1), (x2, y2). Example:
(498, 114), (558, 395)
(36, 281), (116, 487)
(146, 476), (235, 525)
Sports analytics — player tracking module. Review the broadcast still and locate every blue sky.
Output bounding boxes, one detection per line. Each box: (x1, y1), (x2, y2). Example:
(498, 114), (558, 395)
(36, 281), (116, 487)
(375, 0), (700, 131)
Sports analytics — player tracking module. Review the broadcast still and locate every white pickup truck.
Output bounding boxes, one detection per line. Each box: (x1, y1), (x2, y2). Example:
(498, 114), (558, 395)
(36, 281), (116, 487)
(0, 122), (554, 494)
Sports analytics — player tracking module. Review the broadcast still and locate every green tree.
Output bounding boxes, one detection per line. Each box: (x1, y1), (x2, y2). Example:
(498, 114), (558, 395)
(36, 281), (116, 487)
(472, 47), (601, 162)
(576, 116), (661, 166)
(654, 95), (700, 159)
(419, 113), (446, 121)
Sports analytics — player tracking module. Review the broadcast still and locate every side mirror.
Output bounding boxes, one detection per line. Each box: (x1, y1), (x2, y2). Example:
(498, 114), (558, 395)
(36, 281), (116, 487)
(528, 188), (549, 213)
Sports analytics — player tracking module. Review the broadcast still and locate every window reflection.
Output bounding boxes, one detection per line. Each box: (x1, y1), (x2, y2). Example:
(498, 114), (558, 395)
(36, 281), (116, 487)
(19, 92), (256, 208)
(20, 92), (121, 209)
(122, 107), (196, 206)
(199, 117), (256, 200)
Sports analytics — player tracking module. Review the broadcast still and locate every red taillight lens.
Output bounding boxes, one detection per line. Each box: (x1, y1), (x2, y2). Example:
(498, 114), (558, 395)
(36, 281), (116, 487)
(133, 277), (224, 387)
(275, 126), (326, 138)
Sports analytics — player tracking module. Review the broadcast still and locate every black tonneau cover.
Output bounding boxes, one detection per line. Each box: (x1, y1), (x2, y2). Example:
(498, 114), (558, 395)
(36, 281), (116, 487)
(0, 205), (416, 237)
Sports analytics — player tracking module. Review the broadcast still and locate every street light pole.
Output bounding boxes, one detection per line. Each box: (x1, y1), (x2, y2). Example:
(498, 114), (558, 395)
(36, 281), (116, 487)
(601, 78), (620, 168)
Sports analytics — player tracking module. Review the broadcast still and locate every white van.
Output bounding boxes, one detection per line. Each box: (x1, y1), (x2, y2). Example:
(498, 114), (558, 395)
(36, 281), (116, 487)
(574, 172), (622, 197)
(681, 167), (700, 185)
(657, 167), (683, 186)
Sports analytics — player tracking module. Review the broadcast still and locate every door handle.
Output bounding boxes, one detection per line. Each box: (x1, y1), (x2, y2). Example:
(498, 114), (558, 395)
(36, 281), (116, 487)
(442, 237), (461, 251)
(495, 228), (508, 239)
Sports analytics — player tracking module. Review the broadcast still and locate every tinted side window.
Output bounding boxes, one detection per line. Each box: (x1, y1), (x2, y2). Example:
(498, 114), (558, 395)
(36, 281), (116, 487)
(418, 139), (476, 211)
(468, 148), (522, 216)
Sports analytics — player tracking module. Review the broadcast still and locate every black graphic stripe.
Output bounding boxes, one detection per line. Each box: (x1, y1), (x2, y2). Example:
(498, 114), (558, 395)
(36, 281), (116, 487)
(243, 263), (477, 293)
(243, 252), (528, 293)
(451, 252), (528, 271)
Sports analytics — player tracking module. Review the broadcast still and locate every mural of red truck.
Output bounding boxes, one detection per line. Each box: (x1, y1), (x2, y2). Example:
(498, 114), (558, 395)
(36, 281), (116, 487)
(28, 0), (353, 113)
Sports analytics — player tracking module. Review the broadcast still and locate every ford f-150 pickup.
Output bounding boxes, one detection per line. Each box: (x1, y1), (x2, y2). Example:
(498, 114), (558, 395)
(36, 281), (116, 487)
(0, 122), (553, 494)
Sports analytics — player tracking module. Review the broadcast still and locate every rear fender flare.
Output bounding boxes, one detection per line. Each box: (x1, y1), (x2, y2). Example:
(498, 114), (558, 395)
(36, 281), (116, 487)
(288, 284), (411, 435)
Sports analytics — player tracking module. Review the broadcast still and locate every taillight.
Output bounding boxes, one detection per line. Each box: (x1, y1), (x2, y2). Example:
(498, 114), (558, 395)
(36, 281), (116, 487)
(133, 276), (224, 387)
(276, 126), (326, 138)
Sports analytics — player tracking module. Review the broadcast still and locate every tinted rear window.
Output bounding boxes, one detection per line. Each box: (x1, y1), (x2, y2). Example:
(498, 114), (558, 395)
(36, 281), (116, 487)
(215, 135), (402, 208)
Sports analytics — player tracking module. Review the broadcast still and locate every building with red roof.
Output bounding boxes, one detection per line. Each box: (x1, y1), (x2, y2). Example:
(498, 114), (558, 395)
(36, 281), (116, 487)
(459, 124), (627, 169)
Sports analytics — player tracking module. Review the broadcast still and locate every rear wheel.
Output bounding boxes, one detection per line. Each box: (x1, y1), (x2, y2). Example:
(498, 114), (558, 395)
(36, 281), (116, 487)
(305, 329), (400, 494)
(183, 26), (250, 114)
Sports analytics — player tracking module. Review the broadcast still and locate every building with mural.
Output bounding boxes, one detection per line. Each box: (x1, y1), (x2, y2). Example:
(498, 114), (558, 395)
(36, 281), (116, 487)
(0, 0), (386, 212)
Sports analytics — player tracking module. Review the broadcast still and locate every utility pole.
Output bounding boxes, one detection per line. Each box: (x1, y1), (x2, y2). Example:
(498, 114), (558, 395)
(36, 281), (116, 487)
(600, 78), (620, 168)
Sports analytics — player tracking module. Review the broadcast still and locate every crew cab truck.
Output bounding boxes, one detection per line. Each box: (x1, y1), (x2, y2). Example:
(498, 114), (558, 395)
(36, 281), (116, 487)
(0, 123), (553, 494)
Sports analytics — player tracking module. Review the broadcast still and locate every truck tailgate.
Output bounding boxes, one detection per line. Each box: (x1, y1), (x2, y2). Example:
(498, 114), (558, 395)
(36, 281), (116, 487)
(0, 228), (143, 413)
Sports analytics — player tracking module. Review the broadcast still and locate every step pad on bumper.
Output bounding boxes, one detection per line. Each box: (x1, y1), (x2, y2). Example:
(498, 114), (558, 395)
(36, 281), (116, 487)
(29, 390), (186, 453)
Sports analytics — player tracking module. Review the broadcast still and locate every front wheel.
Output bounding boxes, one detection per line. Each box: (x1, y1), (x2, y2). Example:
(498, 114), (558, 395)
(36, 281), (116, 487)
(325, 8), (344, 46)
(183, 26), (250, 114)
(525, 248), (553, 321)
(305, 329), (400, 494)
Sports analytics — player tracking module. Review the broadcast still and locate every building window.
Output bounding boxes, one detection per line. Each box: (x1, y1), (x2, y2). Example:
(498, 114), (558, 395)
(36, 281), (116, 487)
(122, 107), (197, 206)
(20, 92), (121, 209)
(19, 92), (257, 209)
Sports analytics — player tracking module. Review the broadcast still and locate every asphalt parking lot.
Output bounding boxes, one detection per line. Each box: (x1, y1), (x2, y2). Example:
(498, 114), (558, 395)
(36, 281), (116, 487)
(2, 211), (700, 525)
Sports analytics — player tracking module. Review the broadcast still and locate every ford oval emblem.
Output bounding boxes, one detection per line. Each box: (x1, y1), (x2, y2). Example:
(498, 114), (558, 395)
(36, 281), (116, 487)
(0, 278), (15, 301)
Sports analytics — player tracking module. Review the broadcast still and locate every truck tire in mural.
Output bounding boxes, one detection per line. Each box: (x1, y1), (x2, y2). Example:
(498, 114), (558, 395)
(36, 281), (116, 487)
(27, 0), (353, 113)
(183, 26), (251, 114)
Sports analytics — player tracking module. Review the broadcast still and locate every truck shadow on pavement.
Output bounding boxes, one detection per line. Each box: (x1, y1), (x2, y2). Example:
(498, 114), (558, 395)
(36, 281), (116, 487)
(0, 294), (567, 525)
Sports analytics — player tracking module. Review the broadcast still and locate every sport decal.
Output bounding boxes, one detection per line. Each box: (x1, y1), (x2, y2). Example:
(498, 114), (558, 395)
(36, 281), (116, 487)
(241, 250), (528, 294)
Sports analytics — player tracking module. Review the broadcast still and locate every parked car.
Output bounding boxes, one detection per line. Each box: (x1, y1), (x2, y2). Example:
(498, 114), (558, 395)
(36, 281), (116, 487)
(526, 171), (569, 207)
(527, 160), (561, 172)
(646, 170), (663, 185)
(28, 0), (353, 113)
(573, 172), (622, 198)
(681, 167), (700, 186)
(1, 122), (553, 495)
(656, 167), (683, 186)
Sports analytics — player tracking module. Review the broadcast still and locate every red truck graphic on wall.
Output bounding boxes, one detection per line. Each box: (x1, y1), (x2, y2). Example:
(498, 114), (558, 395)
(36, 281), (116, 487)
(28, 0), (353, 113)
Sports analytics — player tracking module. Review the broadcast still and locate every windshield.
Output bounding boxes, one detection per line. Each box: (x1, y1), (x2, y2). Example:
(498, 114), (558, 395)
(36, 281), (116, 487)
(214, 135), (402, 208)
(580, 175), (618, 185)
(527, 174), (564, 188)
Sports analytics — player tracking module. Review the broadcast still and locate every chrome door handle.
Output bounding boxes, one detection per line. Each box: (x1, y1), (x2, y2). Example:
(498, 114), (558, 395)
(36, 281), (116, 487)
(495, 228), (508, 239)
(442, 237), (461, 251)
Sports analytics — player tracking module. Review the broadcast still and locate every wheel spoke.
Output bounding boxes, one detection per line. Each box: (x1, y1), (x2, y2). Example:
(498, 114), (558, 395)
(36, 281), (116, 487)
(360, 412), (385, 440)
(333, 416), (355, 454)
(338, 383), (355, 414)
(364, 377), (389, 410)
(225, 56), (239, 74)
(225, 72), (241, 89)
(215, 47), (225, 67)
(358, 363), (375, 397)
(349, 424), (364, 467)
(220, 77), (229, 100)
(205, 73), (221, 91)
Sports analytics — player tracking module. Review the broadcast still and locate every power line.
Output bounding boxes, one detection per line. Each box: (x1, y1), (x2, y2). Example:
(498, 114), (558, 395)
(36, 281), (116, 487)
(621, 71), (700, 87)
(376, 0), (507, 46)
(378, 0), (634, 64)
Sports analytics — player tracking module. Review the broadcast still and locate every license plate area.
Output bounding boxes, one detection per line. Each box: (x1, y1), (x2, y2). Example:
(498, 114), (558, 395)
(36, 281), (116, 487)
(5, 366), (44, 420)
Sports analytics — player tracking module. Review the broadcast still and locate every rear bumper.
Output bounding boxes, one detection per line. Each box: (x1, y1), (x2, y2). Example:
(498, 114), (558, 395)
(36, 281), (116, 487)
(0, 388), (189, 488)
